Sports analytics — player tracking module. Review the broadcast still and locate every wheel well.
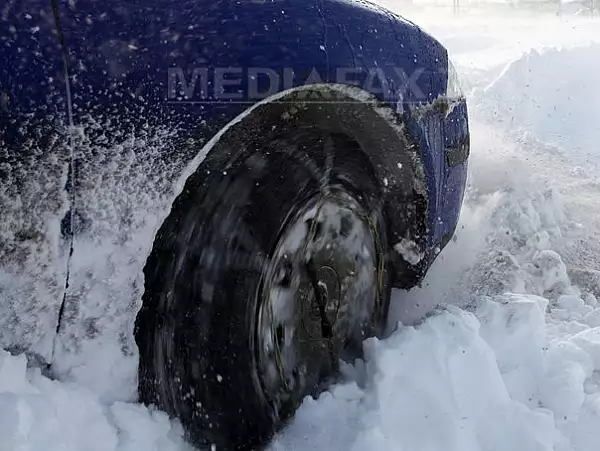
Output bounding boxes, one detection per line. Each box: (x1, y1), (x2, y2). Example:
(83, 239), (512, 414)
(136, 84), (431, 448)
(181, 84), (430, 288)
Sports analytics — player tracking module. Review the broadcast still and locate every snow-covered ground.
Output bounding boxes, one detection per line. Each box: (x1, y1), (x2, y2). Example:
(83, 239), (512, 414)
(2, 7), (600, 451)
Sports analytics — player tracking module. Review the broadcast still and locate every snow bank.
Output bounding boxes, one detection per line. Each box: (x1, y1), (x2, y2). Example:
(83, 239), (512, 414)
(478, 44), (600, 158)
(4, 289), (599, 451)
(0, 349), (190, 451)
(272, 293), (600, 451)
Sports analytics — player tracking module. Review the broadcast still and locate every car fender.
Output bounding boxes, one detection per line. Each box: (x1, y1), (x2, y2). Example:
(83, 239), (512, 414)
(0, 0), (468, 392)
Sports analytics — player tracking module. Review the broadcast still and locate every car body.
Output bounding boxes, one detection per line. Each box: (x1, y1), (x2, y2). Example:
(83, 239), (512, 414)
(0, 0), (469, 446)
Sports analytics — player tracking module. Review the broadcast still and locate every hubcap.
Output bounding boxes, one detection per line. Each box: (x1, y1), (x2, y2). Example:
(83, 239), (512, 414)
(255, 190), (381, 416)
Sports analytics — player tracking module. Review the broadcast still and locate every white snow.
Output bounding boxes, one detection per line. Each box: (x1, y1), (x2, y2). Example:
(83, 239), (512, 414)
(2, 5), (600, 451)
(0, 349), (191, 451)
(479, 44), (600, 160)
(394, 238), (424, 265)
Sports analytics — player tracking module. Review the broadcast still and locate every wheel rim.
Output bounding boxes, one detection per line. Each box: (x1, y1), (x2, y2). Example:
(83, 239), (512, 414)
(255, 189), (382, 417)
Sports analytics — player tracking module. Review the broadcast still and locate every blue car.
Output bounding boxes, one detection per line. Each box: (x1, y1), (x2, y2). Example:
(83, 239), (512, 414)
(0, 0), (469, 448)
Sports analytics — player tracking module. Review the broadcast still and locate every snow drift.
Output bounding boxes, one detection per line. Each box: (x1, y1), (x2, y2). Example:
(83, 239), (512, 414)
(0, 348), (190, 451)
(273, 294), (600, 451)
(2, 288), (600, 451)
(479, 44), (600, 159)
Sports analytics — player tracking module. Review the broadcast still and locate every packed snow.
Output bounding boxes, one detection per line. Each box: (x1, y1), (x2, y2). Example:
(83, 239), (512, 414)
(2, 5), (600, 451)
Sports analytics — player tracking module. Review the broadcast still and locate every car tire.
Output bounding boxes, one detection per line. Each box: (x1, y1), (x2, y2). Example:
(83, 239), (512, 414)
(135, 106), (392, 450)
